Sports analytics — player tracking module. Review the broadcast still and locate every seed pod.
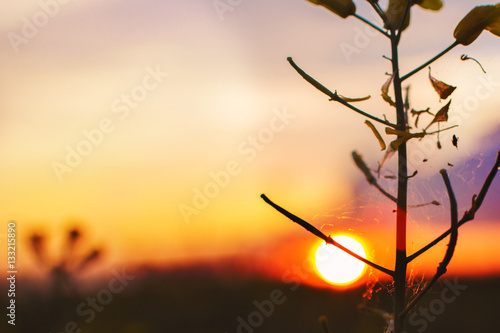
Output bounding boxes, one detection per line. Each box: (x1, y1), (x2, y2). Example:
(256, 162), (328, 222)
(454, 5), (500, 46)
(414, 0), (443, 11)
(385, 0), (411, 31)
(307, 0), (356, 19)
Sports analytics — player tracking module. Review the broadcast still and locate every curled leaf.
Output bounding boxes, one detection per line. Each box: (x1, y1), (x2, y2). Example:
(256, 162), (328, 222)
(307, 0), (356, 18)
(365, 120), (386, 150)
(424, 100), (452, 131)
(385, 127), (426, 150)
(454, 4), (500, 46)
(339, 94), (371, 102)
(429, 67), (456, 100)
(381, 73), (396, 107)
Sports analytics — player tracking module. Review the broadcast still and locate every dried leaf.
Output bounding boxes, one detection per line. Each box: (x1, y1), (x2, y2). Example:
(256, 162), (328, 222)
(424, 100), (452, 131)
(385, 127), (426, 150)
(381, 73), (396, 107)
(454, 5), (500, 46)
(389, 134), (426, 150)
(429, 67), (456, 100)
(307, 0), (356, 18)
(452, 134), (459, 148)
(339, 94), (371, 102)
(365, 120), (386, 151)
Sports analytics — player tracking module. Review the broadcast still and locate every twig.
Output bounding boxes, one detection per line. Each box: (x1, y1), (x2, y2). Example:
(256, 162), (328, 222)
(461, 54), (486, 73)
(408, 200), (440, 209)
(425, 125), (458, 135)
(401, 170), (458, 317)
(260, 194), (394, 277)
(366, 0), (389, 27)
(401, 41), (460, 82)
(403, 170), (418, 180)
(352, 151), (397, 203)
(287, 57), (397, 128)
(407, 151), (500, 262)
(354, 14), (389, 37)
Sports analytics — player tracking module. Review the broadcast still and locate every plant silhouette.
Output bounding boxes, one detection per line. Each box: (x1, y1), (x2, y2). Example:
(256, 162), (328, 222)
(29, 224), (102, 297)
(261, 1), (500, 332)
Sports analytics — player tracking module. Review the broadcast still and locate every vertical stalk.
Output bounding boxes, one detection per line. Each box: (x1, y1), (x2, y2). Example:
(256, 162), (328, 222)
(390, 30), (408, 333)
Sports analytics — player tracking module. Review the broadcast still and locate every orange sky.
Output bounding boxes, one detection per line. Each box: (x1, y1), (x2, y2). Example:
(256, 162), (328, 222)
(1, 0), (500, 285)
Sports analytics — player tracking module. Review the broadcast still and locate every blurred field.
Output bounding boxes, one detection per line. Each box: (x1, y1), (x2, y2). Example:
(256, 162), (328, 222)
(2, 262), (500, 333)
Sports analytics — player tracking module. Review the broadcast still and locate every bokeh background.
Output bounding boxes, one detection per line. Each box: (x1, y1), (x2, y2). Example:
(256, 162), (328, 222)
(1, 0), (500, 332)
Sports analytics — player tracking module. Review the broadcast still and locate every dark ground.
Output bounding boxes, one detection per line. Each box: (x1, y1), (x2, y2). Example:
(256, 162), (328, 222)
(1, 263), (500, 333)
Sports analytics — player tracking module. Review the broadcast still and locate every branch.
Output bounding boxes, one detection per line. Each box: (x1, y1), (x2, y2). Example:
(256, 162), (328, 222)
(365, 0), (389, 27)
(408, 200), (440, 209)
(352, 151), (397, 203)
(260, 194), (394, 277)
(407, 151), (500, 262)
(425, 125), (458, 135)
(401, 170), (458, 317)
(401, 41), (460, 82)
(287, 57), (397, 128)
(354, 14), (389, 37)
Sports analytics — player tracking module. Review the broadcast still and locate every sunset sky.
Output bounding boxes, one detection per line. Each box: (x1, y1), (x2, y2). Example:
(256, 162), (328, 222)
(1, 0), (500, 285)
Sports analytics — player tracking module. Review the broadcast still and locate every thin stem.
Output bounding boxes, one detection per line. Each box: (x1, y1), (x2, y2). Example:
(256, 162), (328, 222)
(425, 125), (458, 135)
(461, 54), (487, 73)
(401, 170), (458, 317)
(408, 200), (440, 209)
(287, 57), (397, 128)
(366, 0), (389, 26)
(260, 194), (395, 277)
(391, 27), (408, 333)
(401, 41), (460, 82)
(354, 14), (389, 37)
(407, 151), (500, 262)
(352, 151), (396, 203)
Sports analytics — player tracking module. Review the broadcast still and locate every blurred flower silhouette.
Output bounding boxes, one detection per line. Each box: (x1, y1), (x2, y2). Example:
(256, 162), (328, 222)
(28, 224), (103, 296)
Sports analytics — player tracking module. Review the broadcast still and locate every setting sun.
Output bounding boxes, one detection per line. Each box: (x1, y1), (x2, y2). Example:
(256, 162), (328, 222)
(314, 236), (367, 286)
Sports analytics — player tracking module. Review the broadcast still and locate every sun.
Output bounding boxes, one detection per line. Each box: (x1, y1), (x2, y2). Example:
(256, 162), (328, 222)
(314, 235), (367, 286)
